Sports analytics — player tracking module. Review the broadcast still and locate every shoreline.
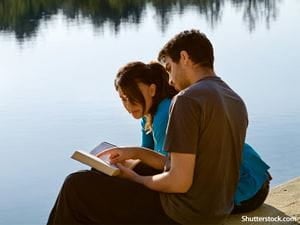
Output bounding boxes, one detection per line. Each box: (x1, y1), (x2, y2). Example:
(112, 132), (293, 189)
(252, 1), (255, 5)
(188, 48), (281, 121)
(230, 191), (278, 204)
(226, 176), (300, 224)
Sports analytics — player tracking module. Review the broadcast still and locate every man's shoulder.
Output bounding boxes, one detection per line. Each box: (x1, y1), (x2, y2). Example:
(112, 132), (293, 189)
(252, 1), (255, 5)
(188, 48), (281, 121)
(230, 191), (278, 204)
(176, 78), (219, 102)
(186, 76), (242, 100)
(174, 77), (246, 114)
(182, 77), (222, 95)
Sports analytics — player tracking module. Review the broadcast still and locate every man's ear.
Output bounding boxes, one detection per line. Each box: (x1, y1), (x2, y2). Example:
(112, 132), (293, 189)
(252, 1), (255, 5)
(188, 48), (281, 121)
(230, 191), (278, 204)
(180, 50), (190, 65)
(149, 84), (156, 97)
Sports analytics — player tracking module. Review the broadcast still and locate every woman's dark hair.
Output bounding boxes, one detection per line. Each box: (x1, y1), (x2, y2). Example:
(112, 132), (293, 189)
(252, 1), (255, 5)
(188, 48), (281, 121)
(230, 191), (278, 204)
(158, 29), (214, 69)
(115, 61), (177, 132)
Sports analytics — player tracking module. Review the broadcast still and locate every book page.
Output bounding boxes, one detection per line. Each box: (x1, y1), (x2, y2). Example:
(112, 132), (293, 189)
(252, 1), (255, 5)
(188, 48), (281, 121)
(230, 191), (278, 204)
(89, 141), (116, 165)
(88, 141), (140, 169)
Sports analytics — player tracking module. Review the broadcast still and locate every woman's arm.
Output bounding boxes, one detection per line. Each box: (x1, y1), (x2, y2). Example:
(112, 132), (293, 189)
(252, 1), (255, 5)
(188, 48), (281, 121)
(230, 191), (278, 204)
(98, 147), (166, 170)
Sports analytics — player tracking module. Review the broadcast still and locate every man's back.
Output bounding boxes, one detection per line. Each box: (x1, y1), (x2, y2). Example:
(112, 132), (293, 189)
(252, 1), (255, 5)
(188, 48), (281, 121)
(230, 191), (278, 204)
(161, 76), (248, 224)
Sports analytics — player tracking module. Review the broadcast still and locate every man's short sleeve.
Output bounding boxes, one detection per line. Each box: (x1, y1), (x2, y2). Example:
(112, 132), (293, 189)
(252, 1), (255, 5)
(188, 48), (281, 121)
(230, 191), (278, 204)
(164, 95), (200, 154)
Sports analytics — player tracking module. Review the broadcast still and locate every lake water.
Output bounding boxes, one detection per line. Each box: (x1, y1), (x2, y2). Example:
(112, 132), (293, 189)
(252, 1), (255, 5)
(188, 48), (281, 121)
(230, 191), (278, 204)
(0, 0), (299, 224)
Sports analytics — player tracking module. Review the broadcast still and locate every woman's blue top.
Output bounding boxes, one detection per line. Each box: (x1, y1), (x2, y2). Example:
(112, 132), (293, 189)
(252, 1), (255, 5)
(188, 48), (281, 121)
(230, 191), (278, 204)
(234, 143), (270, 204)
(141, 98), (171, 155)
(141, 98), (270, 205)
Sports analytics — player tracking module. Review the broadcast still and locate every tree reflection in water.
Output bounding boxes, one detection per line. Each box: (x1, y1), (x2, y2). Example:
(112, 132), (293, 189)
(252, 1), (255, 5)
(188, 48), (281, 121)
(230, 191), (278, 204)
(0, 0), (281, 43)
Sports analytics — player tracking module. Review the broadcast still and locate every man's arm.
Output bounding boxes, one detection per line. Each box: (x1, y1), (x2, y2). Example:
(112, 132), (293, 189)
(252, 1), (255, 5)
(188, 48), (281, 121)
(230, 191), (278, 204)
(119, 152), (195, 193)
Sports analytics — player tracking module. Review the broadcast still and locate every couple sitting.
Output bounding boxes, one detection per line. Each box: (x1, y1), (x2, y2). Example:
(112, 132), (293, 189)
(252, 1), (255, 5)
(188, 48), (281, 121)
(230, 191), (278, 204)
(47, 30), (271, 225)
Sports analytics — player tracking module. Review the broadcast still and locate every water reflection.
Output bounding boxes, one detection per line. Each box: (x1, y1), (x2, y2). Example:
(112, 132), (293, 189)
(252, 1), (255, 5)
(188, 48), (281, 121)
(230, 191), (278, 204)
(0, 0), (281, 43)
(231, 0), (280, 31)
(151, 0), (224, 32)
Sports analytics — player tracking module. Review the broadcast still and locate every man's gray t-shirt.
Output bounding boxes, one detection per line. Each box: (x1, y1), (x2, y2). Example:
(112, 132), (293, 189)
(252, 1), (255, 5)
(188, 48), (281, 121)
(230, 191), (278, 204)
(160, 76), (248, 224)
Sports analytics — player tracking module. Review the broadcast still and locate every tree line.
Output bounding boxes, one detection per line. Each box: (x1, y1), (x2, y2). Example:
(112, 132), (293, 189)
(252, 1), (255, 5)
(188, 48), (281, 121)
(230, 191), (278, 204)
(0, 0), (280, 42)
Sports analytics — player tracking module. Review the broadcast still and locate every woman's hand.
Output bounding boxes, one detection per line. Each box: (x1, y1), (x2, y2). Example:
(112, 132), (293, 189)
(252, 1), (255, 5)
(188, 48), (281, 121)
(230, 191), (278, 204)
(97, 148), (141, 181)
(98, 146), (167, 171)
(97, 147), (138, 165)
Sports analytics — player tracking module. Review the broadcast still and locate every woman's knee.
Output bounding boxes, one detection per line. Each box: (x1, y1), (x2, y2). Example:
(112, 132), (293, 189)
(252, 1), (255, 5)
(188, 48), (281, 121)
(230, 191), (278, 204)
(62, 170), (93, 190)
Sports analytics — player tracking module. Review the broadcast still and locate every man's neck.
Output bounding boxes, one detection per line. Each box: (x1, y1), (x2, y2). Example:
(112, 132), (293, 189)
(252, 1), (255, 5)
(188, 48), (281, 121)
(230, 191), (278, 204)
(188, 66), (216, 85)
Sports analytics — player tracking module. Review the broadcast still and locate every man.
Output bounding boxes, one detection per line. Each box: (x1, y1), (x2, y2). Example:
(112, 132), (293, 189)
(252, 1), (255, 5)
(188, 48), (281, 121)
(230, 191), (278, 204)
(47, 30), (247, 225)
(155, 29), (248, 224)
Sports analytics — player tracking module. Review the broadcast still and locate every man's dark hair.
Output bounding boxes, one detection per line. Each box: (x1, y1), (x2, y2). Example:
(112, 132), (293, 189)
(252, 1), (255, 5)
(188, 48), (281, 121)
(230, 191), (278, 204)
(158, 29), (214, 69)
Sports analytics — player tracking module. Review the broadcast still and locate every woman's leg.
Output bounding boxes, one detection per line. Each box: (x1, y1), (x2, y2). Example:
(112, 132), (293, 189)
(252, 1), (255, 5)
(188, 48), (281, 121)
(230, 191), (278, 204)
(47, 165), (177, 224)
(231, 179), (270, 214)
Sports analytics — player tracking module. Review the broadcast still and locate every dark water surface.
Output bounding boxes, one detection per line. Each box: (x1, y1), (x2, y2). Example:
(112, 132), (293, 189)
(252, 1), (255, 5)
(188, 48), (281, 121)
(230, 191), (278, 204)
(0, 0), (299, 224)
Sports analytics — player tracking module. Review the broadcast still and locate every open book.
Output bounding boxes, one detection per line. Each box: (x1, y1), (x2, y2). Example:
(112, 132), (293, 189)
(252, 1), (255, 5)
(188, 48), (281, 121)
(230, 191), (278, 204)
(71, 142), (140, 176)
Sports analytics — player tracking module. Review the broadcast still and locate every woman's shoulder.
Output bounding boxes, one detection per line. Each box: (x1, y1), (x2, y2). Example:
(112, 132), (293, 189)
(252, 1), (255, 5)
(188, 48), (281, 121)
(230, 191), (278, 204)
(152, 98), (171, 125)
(156, 98), (171, 116)
(158, 98), (172, 110)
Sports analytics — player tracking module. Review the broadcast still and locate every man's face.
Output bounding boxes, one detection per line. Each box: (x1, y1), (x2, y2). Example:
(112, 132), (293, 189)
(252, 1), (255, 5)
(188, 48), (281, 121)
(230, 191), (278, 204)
(164, 56), (189, 91)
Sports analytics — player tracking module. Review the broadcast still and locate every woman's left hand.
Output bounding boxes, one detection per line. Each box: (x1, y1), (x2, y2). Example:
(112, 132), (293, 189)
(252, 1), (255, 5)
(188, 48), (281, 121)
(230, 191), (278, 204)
(97, 147), (137, 165)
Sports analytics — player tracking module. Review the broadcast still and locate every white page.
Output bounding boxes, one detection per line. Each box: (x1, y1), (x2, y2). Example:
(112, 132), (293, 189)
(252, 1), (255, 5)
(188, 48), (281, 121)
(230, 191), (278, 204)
(89, 141), (117, 165)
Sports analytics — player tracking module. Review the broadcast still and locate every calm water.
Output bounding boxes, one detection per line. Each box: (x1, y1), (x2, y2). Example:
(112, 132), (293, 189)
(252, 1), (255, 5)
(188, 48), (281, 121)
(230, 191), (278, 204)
(0, 0), (300, 224)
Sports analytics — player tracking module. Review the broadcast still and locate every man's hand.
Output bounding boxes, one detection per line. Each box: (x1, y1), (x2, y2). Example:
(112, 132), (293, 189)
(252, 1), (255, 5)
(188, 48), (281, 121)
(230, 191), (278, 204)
(115, 163), (141, 181)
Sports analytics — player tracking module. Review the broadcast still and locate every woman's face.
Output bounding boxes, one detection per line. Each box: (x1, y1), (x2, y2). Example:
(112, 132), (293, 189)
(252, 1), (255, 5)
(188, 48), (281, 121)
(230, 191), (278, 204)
(118, 83), (156, 119)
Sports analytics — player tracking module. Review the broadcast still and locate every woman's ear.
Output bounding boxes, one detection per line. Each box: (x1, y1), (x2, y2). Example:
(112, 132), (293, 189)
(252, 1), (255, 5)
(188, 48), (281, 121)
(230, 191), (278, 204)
(149, 84), (156, 97)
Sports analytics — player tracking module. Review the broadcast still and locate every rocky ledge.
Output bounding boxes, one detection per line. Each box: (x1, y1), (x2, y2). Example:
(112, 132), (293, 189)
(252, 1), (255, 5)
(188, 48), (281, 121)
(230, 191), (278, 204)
(225, 177), (300, 225)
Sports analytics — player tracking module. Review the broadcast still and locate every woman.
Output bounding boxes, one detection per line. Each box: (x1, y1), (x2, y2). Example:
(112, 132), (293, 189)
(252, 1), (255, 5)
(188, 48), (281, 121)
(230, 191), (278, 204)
(47, 62), (179, 225)
(114, 61), (271, 214)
